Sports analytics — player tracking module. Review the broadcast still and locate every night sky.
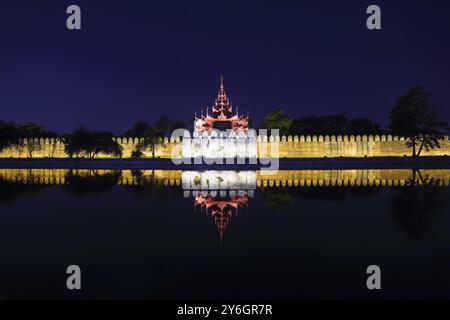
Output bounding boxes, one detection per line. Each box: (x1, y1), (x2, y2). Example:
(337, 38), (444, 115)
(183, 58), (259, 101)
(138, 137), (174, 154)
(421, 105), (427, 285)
(1, 0), (449, 134)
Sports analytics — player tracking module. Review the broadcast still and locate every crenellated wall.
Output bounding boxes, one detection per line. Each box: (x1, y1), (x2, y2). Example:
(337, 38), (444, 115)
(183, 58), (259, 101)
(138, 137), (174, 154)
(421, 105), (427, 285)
(0, 137), (181, 159)
(0, 135), (449, 159)
(259, 134), (450, 158)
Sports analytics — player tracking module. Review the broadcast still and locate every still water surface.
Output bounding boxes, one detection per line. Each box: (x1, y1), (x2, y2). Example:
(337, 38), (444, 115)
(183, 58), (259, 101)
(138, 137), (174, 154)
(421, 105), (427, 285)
(0, 168), (449, 299)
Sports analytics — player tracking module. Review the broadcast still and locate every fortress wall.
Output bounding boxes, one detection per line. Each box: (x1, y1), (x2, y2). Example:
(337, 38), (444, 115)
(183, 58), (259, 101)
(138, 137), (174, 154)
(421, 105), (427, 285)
(0, 138), (67, 158)
(0, 135), (449, 159)
(265, 135), (450, 158)
(0, 137), (181, 159)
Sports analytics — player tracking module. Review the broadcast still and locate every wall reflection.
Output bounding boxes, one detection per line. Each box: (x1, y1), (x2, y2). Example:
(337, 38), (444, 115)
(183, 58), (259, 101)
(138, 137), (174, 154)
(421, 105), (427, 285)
(1, 168), (450, 187)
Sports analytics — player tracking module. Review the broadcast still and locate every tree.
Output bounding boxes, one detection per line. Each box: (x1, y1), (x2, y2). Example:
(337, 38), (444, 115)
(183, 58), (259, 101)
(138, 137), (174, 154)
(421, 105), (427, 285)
(1, 122), (56, 158)
(136, 125), (164, 158)
(25, 138), (42, 158)
(389, 86), (449, 157)
(155, 116), (171, 136)
(170, 119), (186, 132)
(346, 118), (382, 135)
(65, 126), (122, 159)
(19, 123), (47, 158)
(124, 121), (167, 158)
(259, 109), (293, 136)
(123, 121), (152, 137)
(131, 149), (144, 159)
(291, 113), (348, 136)
(0, 121), (18, 152)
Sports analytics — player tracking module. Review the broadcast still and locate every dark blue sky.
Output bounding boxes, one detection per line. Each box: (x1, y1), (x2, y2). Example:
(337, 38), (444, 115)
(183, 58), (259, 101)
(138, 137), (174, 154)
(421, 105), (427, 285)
(1, 0), (449, 134)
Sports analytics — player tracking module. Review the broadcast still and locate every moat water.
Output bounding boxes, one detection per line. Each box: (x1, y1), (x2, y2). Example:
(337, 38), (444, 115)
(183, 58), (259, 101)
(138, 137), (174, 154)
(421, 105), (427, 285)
(0, 168), (449, 299)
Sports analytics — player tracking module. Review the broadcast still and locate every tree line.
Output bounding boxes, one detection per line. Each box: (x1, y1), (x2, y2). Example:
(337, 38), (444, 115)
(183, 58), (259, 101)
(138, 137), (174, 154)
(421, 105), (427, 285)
(0, 122), (58, 158)
(0, 117), (186, 159)
(259, 86), (449, 157)
(1, 86), (448, 158)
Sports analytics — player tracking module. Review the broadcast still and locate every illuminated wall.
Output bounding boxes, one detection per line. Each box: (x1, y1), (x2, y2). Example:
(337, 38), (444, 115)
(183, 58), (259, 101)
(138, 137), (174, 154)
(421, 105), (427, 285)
(0, 137), (181, 159)
(0, 135), (449, 158)
(260, 134), (450, 158)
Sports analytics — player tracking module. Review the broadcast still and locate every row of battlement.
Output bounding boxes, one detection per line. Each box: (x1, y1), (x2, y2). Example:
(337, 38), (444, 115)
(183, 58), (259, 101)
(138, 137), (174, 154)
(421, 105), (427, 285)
(100, 134), (450, 144)
(10, 135), (450, 145)
(10, 137), (182, 145)
(257, 135), (441, 142)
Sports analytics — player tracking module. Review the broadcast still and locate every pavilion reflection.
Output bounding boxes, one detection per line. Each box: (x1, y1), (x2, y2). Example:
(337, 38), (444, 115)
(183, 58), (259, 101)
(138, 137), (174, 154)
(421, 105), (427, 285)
(182, 171), (256, 240)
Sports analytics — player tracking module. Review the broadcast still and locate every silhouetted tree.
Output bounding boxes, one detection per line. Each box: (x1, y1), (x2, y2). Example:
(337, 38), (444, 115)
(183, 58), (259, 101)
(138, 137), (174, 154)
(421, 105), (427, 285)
(259, 109), (293, 136)
(0, 121), (18, 152)
(124, 120), (168, 158)
(291, 113), (348, 135)
(0, 122), (57, 158)
(19, 123), (46, 158)
(170, 119), (187, 132)
(64, 126), (122, 158)
(389, 86), (449, 157)
(131, 149), (144, 159)
(123, 121), (152, 137)
(346, 118), (382, 135)
(155, 116), (171, 136)
(137, 126), (164, 158)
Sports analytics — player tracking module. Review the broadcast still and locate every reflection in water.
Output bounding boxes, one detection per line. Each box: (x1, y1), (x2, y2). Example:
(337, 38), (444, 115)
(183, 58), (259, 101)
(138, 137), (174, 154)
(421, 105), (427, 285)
(0, 168), (449, 240)
(260, 184), (385, 211)
(182, 171), (255, 239)
(62, 170), (122, 197)
(261, 188), (293, 210)
(1, 168), (450, 187)
(194, 191), (249, 240)
(182, 171), (256, 191)
(391, 170), (449, 241)
(121, 169), (183, 203)
(0, 178), (48, 205)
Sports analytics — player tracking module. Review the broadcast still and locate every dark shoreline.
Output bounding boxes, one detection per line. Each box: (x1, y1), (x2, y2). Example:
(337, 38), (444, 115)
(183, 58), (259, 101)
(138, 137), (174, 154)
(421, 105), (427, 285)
(0, 157), (449, 170)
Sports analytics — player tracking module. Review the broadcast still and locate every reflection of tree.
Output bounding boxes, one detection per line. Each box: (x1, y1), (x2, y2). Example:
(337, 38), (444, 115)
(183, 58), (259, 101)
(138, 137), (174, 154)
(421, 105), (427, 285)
(62, 170), (122, 197)
(0, 172), (48, 205)
(127, 170), (157, 196)
(293, 187), (348, 202)
(391, 169), (449, 241)
(131, 169), (144, 179)
(121, 170), (181, 202)
(261, 186), (383, 210)
(261, 188), (293, 210)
